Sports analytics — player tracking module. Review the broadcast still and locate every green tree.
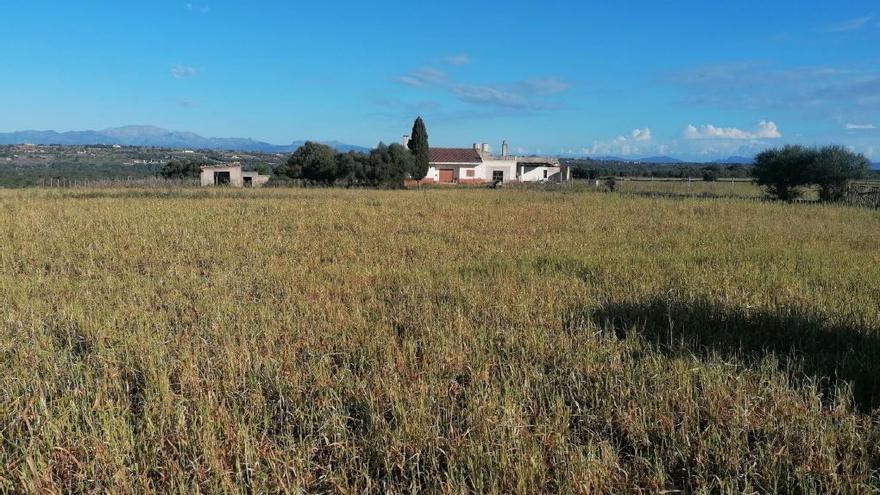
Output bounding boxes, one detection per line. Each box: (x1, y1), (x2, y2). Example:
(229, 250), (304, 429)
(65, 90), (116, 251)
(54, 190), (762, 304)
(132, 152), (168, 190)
(388, 143), (414, 182)
(273, 156), (301, 179)
(811, 146), (869, 202)
(701, 165), (720, 182)
(753, 146), (816, 201)
(604, 177), (617, 192)
(276, 141), (338, 183)
(367, 143), (413, 185)
(159, 159), (202, 179)
(249, 163), (270, 176)
(407, 117), (430, 180)
(336, 151), (369, 185)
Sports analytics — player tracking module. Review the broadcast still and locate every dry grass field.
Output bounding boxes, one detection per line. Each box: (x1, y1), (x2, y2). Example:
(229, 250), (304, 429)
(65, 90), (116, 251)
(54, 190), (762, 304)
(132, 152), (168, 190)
(1, 187), (879, 493)
(613, 179), (765, 198)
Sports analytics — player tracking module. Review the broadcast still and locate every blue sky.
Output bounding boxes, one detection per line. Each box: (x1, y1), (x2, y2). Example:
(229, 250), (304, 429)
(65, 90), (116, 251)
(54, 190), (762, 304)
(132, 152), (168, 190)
(1, 0), (878, 160)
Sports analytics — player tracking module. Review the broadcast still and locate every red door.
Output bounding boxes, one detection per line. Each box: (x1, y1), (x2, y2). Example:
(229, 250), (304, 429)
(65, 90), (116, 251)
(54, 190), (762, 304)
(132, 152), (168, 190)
(439, 169), (454, 183)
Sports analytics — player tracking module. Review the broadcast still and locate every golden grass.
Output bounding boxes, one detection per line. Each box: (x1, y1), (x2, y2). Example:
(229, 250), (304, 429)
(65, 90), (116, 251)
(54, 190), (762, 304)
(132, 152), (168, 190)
(614, 179), (766, 198)
(1, 187), (879, 493)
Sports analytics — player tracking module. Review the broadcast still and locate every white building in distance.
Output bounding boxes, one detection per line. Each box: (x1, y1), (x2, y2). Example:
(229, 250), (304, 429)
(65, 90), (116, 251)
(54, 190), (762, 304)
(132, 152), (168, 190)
(406, 139), (570, 184)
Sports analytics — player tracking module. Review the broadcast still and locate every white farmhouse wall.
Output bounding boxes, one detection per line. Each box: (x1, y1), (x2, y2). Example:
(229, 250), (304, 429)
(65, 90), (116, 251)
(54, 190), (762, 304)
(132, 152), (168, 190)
(519, 166), (563, 182)
(424, 148), (567, 184)
(427, 164), (483, 182)
(481, 158), (518, 182)
(457, 166), (480, 180)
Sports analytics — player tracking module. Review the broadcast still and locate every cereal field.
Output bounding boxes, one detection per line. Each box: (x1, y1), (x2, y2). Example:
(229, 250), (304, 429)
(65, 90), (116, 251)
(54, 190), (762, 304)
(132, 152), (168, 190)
(1, 187), (879, 493)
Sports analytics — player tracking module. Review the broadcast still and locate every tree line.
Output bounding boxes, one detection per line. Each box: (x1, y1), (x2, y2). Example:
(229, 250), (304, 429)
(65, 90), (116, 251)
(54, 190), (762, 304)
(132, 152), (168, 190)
(567, 146), (874, 203)
(159, 117), (432, 186)
(272, 142), (411, 186)
(159, 117), (874, 203)
(565, 159), (754, 181)
(274, 117), (430, 186)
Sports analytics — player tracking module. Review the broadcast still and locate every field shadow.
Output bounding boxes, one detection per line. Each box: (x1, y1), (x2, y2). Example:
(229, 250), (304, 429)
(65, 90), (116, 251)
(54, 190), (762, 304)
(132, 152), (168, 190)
(587, 298), (880, 412)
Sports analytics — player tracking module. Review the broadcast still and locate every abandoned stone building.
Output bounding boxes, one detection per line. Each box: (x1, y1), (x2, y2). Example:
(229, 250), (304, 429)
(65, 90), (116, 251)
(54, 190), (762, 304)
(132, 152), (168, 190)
(200, 163), (271, 187)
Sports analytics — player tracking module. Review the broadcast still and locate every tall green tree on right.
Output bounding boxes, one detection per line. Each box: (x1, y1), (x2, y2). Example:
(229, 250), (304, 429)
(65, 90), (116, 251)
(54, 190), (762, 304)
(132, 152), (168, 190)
(811, 145), (870, 202)
(407, 117), (430, 181)
(753, 145), (868, 202)
(753, 145), (815, 201)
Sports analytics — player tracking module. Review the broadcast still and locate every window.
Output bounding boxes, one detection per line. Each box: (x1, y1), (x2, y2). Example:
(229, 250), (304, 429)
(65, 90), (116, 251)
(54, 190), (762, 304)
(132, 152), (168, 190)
(543, 170), (548, 179)
(466, 169), (475, 177)
(492, 170), (504, 182)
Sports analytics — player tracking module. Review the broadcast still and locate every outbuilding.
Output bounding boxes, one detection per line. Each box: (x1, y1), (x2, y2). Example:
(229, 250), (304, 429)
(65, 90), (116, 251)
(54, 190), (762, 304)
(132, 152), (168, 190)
(200, 163), (270, 187)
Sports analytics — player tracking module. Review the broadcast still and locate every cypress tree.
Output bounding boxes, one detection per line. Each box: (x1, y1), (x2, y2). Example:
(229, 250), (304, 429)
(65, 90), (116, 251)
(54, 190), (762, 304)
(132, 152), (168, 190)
(408, 117), (430, 180)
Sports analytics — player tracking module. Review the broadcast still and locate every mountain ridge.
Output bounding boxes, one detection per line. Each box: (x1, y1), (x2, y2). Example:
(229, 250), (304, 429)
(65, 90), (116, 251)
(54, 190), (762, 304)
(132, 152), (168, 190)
(577, 155), (755, 165)
(0, 126), (370, 153)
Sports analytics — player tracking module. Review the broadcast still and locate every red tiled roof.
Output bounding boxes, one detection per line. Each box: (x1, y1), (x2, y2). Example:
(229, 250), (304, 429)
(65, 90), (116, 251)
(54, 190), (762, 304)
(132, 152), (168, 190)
(430, 147), (482, 164)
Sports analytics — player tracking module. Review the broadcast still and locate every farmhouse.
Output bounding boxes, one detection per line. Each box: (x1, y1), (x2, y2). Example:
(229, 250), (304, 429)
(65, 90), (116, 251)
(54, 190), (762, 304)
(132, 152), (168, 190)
(200, 163), (270, 187)
(410, 139), (570, 184)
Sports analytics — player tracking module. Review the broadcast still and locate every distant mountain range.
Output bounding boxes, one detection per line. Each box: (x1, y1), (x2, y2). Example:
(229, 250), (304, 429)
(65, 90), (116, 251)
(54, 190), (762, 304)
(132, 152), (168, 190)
(1, 128), (871, 168)
(0, 125), (370, 153)
(712, 156), (755, 165)
(587, 155), (754, 165)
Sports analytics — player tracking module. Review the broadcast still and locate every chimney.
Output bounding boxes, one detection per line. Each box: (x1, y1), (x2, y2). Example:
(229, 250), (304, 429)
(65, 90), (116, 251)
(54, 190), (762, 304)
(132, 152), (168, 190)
(403, 135), (411, 147)
(502, 140), (509, 158)
(481, 143), (491, 155)
(473, 143), (480, 152)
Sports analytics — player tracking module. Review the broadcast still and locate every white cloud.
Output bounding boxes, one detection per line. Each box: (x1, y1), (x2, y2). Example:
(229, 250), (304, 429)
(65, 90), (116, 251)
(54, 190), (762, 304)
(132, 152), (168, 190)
(443, 54), (470, 66)
(666, 62), (880, 122)
(186, 3), (210, 13)
(846, 123), (876, 129)
(393, 68), (448, 87)
(684, 120), (782, 140)
(585, 128), (655, 156)
(824, 15), (875, 33)
(631, 128), (652, 142)
(393, 66), (571, 112)
(453, 84), (531, 109)
(171, 65), (198, 80)
(523, 78), (571, 95)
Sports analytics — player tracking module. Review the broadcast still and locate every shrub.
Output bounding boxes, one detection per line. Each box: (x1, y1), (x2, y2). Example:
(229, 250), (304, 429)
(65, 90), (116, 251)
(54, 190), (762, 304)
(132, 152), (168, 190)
(702, 166), (720, 182)
(811, 146), (869, 202)
(753, 145), (870, 202)
(159, 159), (203, 179)
(753, 146), (815, 201)
(604, 177), (617, 192)
(274, 141), (339, 184)
(366, 143), (413, 186)
(248, 163), (271, 176)
(273, 142), (414, 187)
